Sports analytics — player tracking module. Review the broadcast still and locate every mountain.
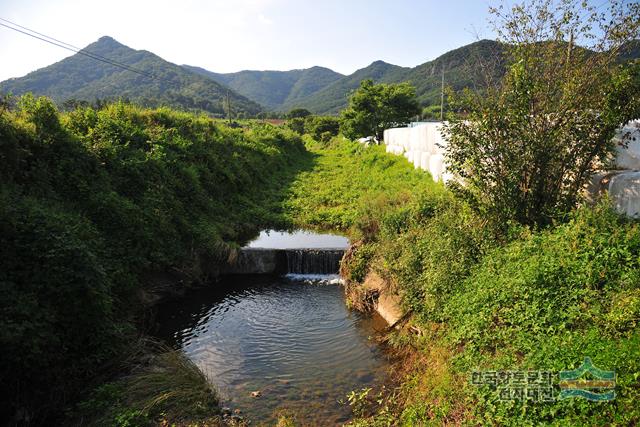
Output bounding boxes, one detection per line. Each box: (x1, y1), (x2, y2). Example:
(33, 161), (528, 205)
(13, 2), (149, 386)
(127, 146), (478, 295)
(0, 36), (262, 116)
(288, 40), (505, 114)
(618, 39), (640, 62)
(4, 37), (636, 117)
(280, 60), (410, 114)
(282, 38), (640, 115)
(400, 39), (506, 106)
(184, 65), (344, 110)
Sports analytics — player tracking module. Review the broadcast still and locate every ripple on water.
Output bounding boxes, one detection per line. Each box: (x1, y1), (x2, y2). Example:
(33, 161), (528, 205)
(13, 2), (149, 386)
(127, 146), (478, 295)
(155, 275), (388, 424)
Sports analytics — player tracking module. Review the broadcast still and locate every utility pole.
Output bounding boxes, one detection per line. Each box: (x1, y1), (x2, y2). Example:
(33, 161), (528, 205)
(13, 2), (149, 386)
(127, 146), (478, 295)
(226, 90), (231, 124)
(440, 65), (445, 121)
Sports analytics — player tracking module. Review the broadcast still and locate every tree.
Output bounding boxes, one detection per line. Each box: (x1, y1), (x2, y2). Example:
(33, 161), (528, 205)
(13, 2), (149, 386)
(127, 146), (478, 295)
(286, 117), (307, 135)
(286, 108), (312, 119)
(443, 0), (640, 228)
(340, 79), (420, 141)
(305, 116), (340, 142)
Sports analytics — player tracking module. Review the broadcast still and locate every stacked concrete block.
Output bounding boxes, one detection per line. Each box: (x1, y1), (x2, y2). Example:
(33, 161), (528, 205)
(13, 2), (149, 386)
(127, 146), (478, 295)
(382, 122), (449, 182)
(382, 120), (640, 218)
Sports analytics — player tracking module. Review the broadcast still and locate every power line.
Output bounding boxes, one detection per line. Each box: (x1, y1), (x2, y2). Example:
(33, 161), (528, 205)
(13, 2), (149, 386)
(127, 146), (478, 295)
(0, 19), (156, 80)
(1, 17), (93, 53)
(0, 18), (236, 117)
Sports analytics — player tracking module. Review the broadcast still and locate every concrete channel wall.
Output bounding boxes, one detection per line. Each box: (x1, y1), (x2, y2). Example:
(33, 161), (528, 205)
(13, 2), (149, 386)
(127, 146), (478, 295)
(383, 121), (640, 218)
(221, 248), (345, 275)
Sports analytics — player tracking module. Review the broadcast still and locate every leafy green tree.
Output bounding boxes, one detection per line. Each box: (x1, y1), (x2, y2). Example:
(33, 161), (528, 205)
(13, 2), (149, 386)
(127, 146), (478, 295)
(286, 108), (312, 119)
(286, 117), (307, 135)
(305, 116), (340, 142)
(18, 94), (64, 143)
(340, 79), (420, 141)
(421, 104), (442, 121)
(443, 0), (640, 228)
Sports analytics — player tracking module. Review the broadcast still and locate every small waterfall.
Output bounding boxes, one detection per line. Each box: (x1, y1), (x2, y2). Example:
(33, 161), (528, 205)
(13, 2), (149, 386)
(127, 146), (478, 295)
(285, 249), (344, 274)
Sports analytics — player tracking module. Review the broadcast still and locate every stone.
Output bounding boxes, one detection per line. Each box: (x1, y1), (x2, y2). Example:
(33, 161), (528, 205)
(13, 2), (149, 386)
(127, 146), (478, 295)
(250, 390), (262, 398)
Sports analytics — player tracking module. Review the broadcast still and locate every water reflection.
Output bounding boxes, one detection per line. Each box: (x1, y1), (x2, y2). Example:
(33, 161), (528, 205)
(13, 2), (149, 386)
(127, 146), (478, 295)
(155, 275), (387, 424)
(246, 229), (349, 249)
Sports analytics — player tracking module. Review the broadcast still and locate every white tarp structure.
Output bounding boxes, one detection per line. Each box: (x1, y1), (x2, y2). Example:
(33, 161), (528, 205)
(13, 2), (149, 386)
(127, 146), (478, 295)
(382, 120), (640, 218)
(383, 122), (451, 182)
(613, 121), (640, 170)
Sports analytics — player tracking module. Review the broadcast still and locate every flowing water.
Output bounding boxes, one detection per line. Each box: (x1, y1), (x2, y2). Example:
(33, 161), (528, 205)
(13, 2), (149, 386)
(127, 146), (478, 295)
(155, 231), (388, 425)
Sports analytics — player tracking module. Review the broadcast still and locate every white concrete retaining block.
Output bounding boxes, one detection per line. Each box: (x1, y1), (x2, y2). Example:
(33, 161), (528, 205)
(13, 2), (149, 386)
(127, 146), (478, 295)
(383, 122), (449, 183)
(614, 123), (640, 170)
(608, 171), (640, 218)
(381, 121), (640, 217)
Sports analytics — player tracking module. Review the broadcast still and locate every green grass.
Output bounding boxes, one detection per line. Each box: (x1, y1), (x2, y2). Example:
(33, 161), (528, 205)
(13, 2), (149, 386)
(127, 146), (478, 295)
(74, 343), (222, 427)
(342, 194), (640, 425)
(282, 134), (640, 426)
(283, 136), (443, 234)
(4, 94), (639, 426)
(0, 96), (311, 424)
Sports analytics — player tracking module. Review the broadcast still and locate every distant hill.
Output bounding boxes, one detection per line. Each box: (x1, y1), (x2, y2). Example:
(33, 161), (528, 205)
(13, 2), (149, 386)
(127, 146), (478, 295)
(618, 39), (640, 62)
(279, 38), (639, 115)
(280, 60), (411, 114)
(0, 36), (262, 116)
(184, 65), (344, 110)
(288, 40), (505, 114)
(4, 37), (636, 117)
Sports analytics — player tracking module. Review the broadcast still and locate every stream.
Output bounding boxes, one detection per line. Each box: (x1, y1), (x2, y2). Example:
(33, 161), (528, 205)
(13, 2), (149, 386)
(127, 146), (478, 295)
(155, 230), (388, 424)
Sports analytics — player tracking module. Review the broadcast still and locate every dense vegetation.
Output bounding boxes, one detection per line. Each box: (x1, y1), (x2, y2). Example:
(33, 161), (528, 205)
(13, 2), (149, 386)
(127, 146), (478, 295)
(0, 95), (309, 425)
(279, 134), (640, 426)
(4, 36), (638, 119)
(0, 37), (262, 117)
(345, 196), (640, 426)
(339, 80), (420, 141)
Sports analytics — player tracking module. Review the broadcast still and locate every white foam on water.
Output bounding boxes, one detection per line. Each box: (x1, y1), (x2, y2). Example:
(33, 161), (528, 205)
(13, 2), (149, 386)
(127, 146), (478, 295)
(284, 273), (344, 285)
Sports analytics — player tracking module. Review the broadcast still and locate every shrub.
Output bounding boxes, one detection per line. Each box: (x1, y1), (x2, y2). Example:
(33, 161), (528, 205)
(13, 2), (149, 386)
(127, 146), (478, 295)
(444, 1), (640, 227)
(0, 96), (309, 423)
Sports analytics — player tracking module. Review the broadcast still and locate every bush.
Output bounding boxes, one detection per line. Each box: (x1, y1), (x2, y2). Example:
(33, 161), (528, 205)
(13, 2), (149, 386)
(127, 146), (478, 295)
(304, 116), (340, 143)
(443, 203), (640, 424)
(0, 96), (309, 424)
(443, 1), (640, 227)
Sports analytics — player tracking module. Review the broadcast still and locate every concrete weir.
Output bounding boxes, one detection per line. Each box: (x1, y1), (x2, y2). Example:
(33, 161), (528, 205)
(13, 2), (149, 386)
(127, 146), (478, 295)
(222, 248), (345, 275)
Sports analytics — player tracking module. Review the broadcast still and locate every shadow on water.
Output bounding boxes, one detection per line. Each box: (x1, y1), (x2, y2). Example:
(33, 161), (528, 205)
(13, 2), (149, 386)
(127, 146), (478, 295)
(154, 275), (389, 425)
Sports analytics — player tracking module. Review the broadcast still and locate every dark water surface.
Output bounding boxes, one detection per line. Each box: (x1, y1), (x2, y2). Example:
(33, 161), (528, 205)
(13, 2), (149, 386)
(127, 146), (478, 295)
(155, 275), (388, 425)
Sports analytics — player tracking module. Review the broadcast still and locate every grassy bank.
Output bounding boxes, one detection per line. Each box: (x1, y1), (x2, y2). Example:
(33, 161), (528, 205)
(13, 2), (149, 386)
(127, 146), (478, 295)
(3, 95), (639, 425)
(283, 136), (443, 233)
(0, 95), (310, 425)
(286, 137), (640, 426)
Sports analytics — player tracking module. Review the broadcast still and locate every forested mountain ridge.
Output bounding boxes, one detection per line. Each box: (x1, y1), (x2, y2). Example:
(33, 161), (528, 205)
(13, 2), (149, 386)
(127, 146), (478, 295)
(3, 37), (637, 116)
(183, 65), (344, 110)
(286, 40), (505, 114)
(0, 36), (263, 116)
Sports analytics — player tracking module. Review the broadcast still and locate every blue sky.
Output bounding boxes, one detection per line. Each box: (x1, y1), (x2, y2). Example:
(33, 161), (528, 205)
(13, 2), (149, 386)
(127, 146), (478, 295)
(0, 0), (498, 81)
